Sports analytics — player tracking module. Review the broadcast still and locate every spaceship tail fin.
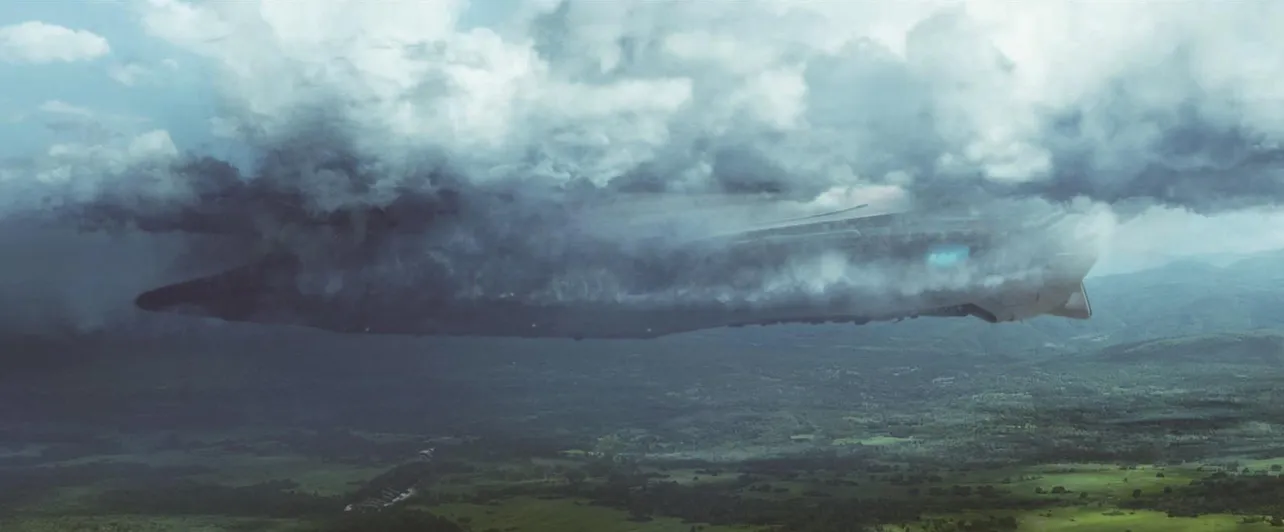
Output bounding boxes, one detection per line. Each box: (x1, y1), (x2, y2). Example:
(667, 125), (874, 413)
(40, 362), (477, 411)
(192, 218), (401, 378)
(1047, 283), (1092, 320)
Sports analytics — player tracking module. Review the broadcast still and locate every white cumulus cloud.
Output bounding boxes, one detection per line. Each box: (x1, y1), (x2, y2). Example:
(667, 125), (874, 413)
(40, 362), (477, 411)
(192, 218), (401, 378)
(124, 0), (1284, 209)
(0, 127), (183, 214)
(0, 21), (111, 64)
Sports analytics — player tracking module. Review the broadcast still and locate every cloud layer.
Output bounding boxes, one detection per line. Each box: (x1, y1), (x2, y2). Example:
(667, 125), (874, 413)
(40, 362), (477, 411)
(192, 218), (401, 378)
(114, 0), (1284, 212)
(3, 0), (1284, 332)
(4, 0), (1281, 221)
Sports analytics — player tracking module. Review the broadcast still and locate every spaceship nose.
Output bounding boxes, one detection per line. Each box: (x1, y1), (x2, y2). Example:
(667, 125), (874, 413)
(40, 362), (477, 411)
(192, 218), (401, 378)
(134, 255), (298, 319)
(134, 274), (233, 316)
(134, 284), (180, 312)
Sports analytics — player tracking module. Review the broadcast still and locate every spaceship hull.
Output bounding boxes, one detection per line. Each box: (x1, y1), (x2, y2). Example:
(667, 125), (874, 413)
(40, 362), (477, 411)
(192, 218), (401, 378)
(132, 195), (1102, 339)
(135, 273), (1094, 339)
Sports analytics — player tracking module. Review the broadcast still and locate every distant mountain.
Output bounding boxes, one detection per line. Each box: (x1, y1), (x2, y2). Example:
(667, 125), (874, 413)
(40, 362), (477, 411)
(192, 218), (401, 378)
(1086, 329), (1284, 365)
(684, 249), (1284, 356)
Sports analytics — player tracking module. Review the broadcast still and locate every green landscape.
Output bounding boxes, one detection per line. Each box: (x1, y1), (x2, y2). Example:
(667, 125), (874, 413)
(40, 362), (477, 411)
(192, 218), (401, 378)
(4, 251), (1284, 531)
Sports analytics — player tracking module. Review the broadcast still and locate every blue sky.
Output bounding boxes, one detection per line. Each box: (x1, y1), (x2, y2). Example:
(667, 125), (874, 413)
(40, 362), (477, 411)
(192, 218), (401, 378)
(0, 1), (228, 159)
(0, 0), (518, 162)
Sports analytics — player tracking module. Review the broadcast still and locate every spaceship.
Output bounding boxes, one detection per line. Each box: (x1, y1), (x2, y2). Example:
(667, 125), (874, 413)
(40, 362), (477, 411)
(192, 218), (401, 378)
(130, 191), (1102, 339)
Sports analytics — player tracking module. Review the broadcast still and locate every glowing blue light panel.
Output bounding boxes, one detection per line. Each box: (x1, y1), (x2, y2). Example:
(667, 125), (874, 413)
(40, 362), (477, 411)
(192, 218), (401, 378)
(926, 244), (970, 268)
